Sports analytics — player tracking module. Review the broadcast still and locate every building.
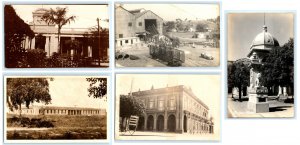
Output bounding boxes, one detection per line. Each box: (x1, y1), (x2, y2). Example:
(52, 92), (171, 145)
(131, 85), (214, 134)
(115, 6), (163, 47)
(21, 8), (108, 61)
(7, 105), (106, 116)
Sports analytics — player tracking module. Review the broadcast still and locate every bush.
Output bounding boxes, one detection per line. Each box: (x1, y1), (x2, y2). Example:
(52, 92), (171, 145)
(7, 116), (54, 128)
(26, 49), (47, 67)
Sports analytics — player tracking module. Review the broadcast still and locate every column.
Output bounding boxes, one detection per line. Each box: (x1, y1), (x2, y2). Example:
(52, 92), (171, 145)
(144, 115), (147, 131)
(45, 36), (50, 57)
(30, 37), (35, 49)
(153, 114), (157, 131)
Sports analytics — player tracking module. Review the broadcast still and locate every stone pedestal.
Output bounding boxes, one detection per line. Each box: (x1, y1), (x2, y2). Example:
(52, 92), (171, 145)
(247, 93), (269, 113)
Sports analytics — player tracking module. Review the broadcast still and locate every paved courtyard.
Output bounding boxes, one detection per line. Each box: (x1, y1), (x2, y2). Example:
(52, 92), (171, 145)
(116, 43), (219, 67)
(116, 131), (218, 140)
(227, 94), (294, 118)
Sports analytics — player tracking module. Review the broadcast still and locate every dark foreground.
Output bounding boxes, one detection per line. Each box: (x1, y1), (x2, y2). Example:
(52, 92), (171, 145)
(7, 114), (107, 140)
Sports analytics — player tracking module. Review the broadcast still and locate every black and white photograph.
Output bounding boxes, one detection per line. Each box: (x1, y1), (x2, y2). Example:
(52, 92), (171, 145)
(115, 74), (220, 140)
(227, 13), (294, 118)
(4, 76), (108, 142)
(115, 4), (220, 67)
(4, 4), (109, 68)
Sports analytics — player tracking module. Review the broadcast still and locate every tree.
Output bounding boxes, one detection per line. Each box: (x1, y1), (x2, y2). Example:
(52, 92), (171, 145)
(86, 78), (107, 99)
(260, 38), (294, 96)
(164, 21), (176, 32)
(228, 61), (250, 101)
(86, 27), (109, 61)
(42, 7), (76, 54)
(196, 23), (208, 32)
(6, 78), (52, 116)
(119, 95), (145, 131)
(5, 5), (34, 68)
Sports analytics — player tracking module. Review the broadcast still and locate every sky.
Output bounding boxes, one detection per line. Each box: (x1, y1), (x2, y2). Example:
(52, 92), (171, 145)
(32, 76), (107, 109)
(120, 4), (220, 21)
(12, 5), (109, 29)
(116, 74), (220, 125)
(227, 13), (294, 61)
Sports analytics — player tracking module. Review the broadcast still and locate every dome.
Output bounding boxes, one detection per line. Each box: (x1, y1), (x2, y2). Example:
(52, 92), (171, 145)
(251, 25), (279, 48)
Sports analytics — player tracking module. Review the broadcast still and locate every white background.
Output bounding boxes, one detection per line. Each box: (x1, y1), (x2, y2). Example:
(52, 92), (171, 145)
(0, 0), (299, 145)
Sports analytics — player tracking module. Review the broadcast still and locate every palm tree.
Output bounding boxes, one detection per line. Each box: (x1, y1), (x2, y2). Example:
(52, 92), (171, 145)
(42, 7), (76, 54)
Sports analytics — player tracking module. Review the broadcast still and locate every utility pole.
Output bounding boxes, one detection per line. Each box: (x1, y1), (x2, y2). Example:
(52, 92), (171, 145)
(97, 18), (101, 66)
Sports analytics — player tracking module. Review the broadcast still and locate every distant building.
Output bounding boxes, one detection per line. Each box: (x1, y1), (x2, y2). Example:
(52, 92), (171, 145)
(115, 6), (164, 47)
(131, 85), (214, 134)
(7, 105), (106, 116)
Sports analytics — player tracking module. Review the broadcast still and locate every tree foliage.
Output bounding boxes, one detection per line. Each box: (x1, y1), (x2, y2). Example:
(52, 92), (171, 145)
(119, 95), (145, 118)
(42, 7), (76, 53)
(86, 78), (107, 99)
(196, 23), (208, 32)
(228, 61), (250, 101)
(260, 38), (294, 95)
(7, 78), (52, 116)
(84, 27), (109, 61)
(5, 5), (34, 68)
(164, 21), (176, 32)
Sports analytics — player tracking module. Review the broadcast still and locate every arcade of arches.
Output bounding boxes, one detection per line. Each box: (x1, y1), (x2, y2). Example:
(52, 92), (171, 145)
(137, 113), (212, 134)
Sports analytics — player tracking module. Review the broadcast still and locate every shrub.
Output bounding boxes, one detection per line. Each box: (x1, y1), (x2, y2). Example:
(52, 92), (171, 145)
(26, 49), (47, 67)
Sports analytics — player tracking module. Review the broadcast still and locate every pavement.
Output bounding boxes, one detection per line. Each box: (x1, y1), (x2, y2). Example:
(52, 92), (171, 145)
(116, 131), (219, 141)
(227, 94), (294, 118)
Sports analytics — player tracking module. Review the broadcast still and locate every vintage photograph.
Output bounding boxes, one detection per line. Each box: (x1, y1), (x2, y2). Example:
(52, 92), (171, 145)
(115, 74), (220, 140)
(115, 4), (220, 67)
(4, 76), (108, 142)
(227, 13), (294, 118)
(4, 4), (109, 68)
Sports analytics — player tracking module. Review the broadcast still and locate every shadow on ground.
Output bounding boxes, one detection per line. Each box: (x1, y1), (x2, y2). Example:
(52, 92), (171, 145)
(269, 106), (292, 112)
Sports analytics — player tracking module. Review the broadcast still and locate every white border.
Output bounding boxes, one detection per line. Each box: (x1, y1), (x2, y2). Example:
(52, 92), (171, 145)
(3, 74), (111, 144)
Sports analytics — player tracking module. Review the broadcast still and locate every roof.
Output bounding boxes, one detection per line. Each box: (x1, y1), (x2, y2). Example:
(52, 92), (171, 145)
(133, 10), (163, 21)
(117, 6), (163, 21)
(40, 106), (103, 111)
(251, 25), (279, 49)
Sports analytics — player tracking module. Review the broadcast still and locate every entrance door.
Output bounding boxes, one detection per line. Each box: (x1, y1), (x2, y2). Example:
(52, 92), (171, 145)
(167, 114), (176, 132)
(184, 115), (187, 132)
(147, 115), (154, 131)
(156, 115), (164, 131)
(137, 116), (145, 131)
(145, 19), (157, 32)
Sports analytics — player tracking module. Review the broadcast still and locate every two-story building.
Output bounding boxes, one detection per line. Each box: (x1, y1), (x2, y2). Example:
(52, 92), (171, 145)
(131, 85), (214, 134)
(115, 6), (163, 47)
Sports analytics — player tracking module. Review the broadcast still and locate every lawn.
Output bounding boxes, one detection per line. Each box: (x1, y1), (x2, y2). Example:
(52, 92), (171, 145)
(6, 114), (107, 140)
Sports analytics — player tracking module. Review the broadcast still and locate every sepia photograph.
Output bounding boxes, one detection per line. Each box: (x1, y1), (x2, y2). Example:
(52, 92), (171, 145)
(115, 3), (220, 67)
(227, 13), (294, 118)
(115, 74), (220, 140)
(4, 76), (108, 143)
(4, 4), (109, 68)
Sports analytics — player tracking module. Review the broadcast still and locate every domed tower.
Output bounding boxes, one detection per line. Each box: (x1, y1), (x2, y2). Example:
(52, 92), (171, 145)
(247, 25), (279, 113)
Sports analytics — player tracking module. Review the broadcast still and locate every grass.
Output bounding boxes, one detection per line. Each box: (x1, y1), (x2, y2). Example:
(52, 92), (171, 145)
(7, 114), (107, 140)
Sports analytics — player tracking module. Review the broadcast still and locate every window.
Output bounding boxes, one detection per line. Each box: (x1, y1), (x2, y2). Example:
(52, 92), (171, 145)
(158, 98), (164, 111)
(119, 34), (123, 38)
(139, 22), (142, 26)
(125, 40), (128, 43)
(169, 96), (176, 110)
(149, 98), (155, 109)
(128, 22), (132, 27)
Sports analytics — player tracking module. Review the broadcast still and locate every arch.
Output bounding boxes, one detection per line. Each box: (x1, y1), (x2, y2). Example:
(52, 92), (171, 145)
(184, 115), (187, 132)
(156, 115), (164, 131)
(167, 114), (176, 132)
(137, 116), (145, 131)
(147, 115), (154, 131)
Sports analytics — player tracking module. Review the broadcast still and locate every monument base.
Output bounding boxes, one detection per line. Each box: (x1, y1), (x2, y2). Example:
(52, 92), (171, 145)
(248, 94), (269, 113)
